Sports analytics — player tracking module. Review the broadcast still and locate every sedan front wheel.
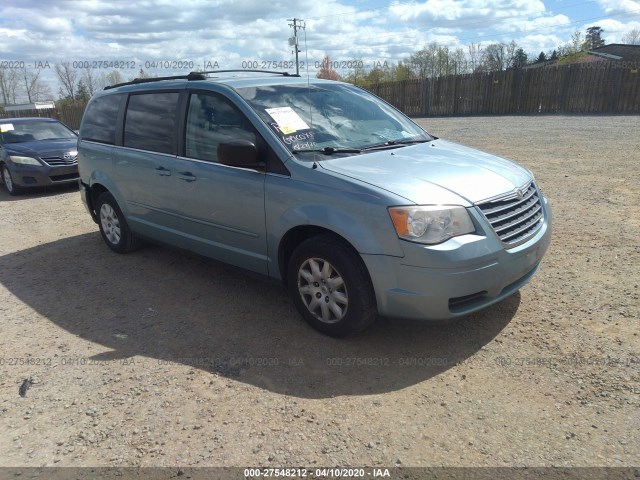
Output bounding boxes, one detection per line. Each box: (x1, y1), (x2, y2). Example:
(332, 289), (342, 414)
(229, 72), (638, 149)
(2, 165), (23, 196)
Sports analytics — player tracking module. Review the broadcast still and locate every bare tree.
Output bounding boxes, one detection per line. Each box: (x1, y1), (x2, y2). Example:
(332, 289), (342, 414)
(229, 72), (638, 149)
(622, 28), (640, 45)
(316, 55), (340, 81)
(568, 31), (584, 54)
(408, 44), (436, 78)
(451, 48), (468, 75)
(82, 67), (104, 96)
(55, 62), (78, 100)
(21, 68), (52, 102)
(406, 43), (462, 79)
(483, 43), (508, 71)
(390, 61), (414, 81)
(479, 41), (524, 71)
(506, 41), (520, 69)
(0, 67), (20, 105)
(468, 43), (483, 73)
(104, 69), (124, 87)
(435, 45), (453, 76)
(343, 58), (367, 87)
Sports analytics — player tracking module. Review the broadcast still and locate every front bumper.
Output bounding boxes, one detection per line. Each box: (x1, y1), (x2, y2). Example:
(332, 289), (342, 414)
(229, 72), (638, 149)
(362, 197), (552, 321)
(8, 162), (79, 188)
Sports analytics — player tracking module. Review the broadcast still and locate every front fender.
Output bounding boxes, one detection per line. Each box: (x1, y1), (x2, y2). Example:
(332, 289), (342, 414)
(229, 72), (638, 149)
(265, 174), (405, 279)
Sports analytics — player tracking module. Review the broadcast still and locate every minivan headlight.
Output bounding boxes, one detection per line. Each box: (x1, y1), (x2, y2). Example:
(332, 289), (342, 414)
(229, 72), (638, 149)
(9, 155), (42, 166)
(389, 206), (475, 244)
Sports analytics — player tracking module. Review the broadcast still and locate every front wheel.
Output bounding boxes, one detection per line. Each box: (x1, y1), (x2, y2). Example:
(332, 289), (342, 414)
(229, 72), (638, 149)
(2, 165), (23, 196)
(287, 235), (377, 337)
(96, 192), (142, 253)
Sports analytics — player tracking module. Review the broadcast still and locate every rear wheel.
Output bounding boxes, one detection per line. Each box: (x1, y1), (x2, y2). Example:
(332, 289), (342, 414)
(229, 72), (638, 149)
(96, 192), (142, 253)
(287, 234), (377, 337)
(2, 164), (23, 196)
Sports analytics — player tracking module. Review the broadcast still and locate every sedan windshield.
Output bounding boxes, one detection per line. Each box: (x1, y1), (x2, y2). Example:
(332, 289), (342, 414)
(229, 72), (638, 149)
(0, 121), (77, 144)
(236, 83), (432, 156)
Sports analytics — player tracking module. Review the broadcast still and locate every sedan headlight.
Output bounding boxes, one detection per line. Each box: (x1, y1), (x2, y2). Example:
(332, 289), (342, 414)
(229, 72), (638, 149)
(389, 206), (475, 244)
(9, 155), (43, 166)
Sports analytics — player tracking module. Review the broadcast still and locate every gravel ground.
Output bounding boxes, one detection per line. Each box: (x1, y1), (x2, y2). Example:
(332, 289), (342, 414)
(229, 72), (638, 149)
(0, 115), (638, 472)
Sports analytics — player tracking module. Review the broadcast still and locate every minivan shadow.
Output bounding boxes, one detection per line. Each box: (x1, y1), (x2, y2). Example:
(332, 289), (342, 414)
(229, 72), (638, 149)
(0, 233), (520, 398)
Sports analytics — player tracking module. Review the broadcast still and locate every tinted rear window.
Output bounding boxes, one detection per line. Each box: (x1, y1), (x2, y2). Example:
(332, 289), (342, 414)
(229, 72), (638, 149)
(81, 94), (123, 144)
(124, 92), (180, 154)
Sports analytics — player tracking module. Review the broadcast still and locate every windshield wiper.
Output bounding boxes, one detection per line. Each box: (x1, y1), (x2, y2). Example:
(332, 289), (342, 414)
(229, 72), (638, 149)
(293, 146), (362, 155)
(361, 138), (432, 151)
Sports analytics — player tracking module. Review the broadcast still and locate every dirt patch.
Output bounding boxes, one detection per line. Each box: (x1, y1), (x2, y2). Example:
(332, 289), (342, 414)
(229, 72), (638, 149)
(0, 116), (638, 469)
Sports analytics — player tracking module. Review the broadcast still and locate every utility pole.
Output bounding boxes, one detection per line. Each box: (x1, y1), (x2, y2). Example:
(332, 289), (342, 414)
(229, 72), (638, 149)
(288, 18), (304, 75)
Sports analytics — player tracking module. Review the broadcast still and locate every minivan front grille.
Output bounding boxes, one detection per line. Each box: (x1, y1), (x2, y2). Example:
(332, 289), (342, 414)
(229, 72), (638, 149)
(477, 182), (544, 247)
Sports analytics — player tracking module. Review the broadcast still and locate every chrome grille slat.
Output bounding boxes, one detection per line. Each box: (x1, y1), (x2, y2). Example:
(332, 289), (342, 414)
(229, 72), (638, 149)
(41, 156), (78, 166)
(493, 203), (542, 234)
(478, 188), (537, 215)
(500, 211), (543, 241)
(490, 195), (539, 224)
(477, 183), (544, 248)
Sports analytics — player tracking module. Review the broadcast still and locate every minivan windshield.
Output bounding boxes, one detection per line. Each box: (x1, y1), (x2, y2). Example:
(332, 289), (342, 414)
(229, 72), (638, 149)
(236, 83), (432, 156)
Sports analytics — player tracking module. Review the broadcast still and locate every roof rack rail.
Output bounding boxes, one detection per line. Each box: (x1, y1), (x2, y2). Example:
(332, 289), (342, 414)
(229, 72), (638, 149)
(196, 69), (300, 77)
(104, 71), (206, 90)
(102, 69), (300, 90)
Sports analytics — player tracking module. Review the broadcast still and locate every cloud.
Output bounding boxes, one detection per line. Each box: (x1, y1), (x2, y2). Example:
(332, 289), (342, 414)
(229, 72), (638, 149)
(501, 13), (571, 34)
(579, 17), (640, 42)
(595, 0), (640, 16)
(2, 0), (640, 101)
(389, 0), (547, 26)
(518, 33), (565, 54)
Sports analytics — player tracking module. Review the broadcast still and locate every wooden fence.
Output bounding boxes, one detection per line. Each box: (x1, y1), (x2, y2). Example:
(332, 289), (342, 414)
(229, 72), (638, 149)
(0, 104), (86, 130)
(369, 62), (640, 116)
(2, 62), (638, 126)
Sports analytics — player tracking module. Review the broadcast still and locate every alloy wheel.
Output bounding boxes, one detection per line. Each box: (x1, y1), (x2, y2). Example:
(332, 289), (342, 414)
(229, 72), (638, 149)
(100, 203), (121, 245)
(297, 257), (349, 324)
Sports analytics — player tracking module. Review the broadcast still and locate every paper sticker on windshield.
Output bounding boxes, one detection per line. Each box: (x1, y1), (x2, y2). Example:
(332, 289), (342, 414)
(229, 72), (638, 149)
(265, 107), (310, 134)
(0, 124), (14, 132)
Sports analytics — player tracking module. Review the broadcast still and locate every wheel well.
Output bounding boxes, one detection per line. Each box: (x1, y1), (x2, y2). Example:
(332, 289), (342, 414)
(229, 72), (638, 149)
(88, 183), (108, 216)
(278, 226), (361, 287)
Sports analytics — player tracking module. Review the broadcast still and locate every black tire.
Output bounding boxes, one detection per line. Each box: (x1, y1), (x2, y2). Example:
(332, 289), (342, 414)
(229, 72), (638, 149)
(2, 164), (23, 196)
(287, 234), (377, 337)
(95, 192), (142, 253)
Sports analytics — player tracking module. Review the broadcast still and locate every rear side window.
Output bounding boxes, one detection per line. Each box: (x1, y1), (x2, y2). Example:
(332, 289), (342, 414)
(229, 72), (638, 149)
(81, 94), (123, 144)
(124, 92), (180, 154)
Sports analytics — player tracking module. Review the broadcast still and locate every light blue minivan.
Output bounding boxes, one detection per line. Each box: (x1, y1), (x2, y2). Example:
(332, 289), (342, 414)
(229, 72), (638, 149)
(78, 71), (551, 336)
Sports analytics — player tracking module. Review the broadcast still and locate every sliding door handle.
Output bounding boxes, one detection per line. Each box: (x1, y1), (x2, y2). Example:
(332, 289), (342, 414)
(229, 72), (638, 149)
(177, 172), (197, 182)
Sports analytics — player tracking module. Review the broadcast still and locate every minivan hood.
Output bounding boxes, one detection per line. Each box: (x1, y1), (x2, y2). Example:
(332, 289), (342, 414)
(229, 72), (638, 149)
(4, 138), (78, 158)
(318, 139), (532, 205)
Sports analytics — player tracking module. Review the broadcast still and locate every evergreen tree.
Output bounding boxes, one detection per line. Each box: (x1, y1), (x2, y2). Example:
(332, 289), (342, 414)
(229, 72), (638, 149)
(585, 26), (605, 50)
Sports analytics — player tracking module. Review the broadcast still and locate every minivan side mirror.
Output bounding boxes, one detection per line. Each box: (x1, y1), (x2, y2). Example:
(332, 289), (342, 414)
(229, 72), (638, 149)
(218, 140), (263, 169)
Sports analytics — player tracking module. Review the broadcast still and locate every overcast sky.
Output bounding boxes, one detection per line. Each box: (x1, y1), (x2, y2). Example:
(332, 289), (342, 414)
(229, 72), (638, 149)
(1, 0), (640, 95)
